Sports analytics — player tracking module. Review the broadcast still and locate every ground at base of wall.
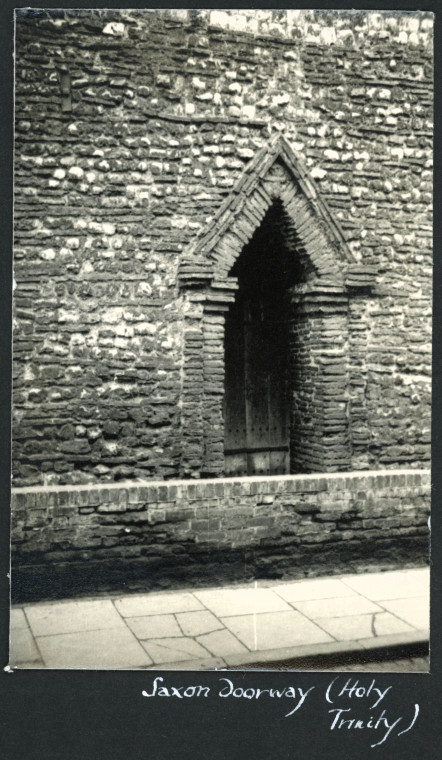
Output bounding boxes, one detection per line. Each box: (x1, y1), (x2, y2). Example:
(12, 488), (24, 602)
(12, 552), (428, 605)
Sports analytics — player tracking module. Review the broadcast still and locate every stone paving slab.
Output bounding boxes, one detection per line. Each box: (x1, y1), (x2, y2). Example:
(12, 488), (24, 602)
(293, 595), (383, 619)
(274, 578), (357, 603)
(125, 614), (182, 640)
(36, 627), (152, 669)
(26, 599), (127, 637)
(177, 610), (223, 637)
(224, 640), (368, 668)
(141, 637), (209, 665)
(341, 568), (429, 600)
(196, 629), (248, 657)
(224, 635), (428, 669)
(315, 612), (414, 642)
(10, 627), (41, 665)
(9, 566), (430, 670)
(11, 659), (45, 669)
(376, 596), (429, 630)
(115, 592), (204, 618)
(359, 630), (428, 651)
(145, 657), (226, 671)
(373, 611), (417, 637)
(10, 608), (28, 630)
(222, 610), (333, 651)
(194, 587), (291, 617)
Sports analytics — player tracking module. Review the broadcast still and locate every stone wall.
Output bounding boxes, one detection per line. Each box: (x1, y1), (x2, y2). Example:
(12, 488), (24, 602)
(13, 9), (432, 486)
(11, 469), (430, 602)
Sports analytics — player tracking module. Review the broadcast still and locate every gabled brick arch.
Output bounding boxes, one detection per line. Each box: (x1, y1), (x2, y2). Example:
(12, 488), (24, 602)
(178, 135), (377, 478)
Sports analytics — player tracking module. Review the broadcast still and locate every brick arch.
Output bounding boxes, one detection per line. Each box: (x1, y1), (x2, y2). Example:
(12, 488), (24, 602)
(181, 134), (357, 287)
(213, 166), (344, 284)
(178, 135), (377, 478)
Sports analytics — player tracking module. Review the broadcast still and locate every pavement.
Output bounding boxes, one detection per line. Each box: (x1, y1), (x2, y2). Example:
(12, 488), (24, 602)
(9, 566), (429, 671)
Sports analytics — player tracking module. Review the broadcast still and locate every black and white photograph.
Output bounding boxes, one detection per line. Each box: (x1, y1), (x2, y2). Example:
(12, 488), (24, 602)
(9, 7), (432, 674)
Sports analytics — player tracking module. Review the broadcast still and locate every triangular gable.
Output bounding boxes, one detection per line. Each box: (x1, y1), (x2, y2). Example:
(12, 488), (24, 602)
(179, 134), (376, 290)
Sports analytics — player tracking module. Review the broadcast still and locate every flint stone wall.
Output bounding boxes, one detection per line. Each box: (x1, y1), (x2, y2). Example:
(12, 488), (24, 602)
(13, 9), (433, 487)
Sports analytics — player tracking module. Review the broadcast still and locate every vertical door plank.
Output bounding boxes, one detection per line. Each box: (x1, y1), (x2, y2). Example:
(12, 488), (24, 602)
(244, 294), (271, 474)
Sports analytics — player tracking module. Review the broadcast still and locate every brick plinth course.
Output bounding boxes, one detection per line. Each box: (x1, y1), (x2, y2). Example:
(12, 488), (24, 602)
(13, 9), (432, 487)
(11, 469), (430, 602)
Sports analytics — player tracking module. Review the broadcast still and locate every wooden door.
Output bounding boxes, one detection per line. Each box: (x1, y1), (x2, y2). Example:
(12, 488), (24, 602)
(224, 284), (289, 476)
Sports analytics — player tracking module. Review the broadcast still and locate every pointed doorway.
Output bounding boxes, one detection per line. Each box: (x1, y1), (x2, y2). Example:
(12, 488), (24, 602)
(224, 201), (301, 476)
(179, 137), (366, 478)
